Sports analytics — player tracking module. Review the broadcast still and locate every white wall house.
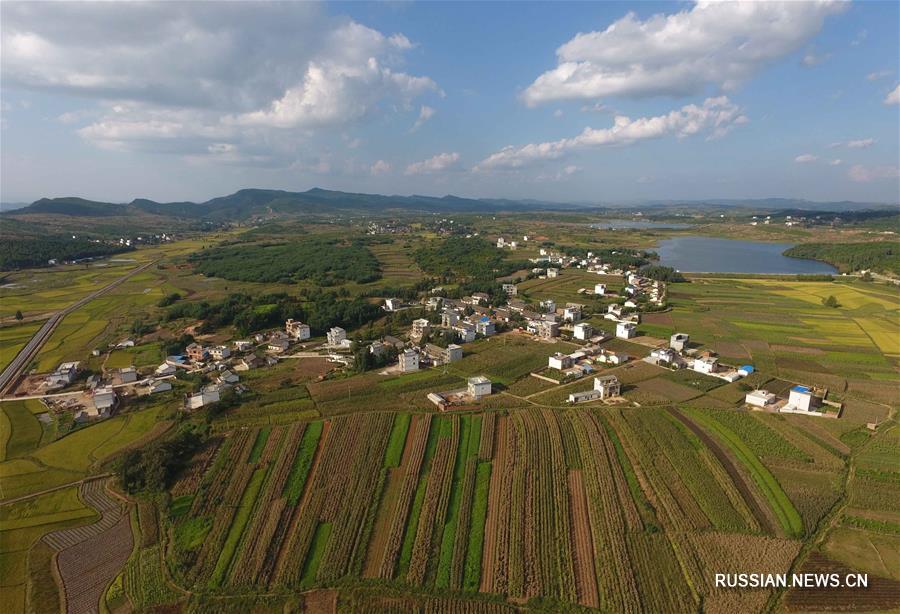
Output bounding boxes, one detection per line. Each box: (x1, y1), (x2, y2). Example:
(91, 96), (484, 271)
(327, 326), (348, 347)
(399, 349), (420, 373)
(286, 319), (311, 340)
(616, 322), (636, 339)
(594, 375), (621, 398)
(692, 357), (718, 374)
(573, 322), (593, 340)
(746, 390), (776, 407)
(594, 283), (606, 296)
(467, 376), (492, 399)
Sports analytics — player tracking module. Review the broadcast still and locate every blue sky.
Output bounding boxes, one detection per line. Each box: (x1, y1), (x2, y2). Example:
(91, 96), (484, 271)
(1, 1), (898, 204)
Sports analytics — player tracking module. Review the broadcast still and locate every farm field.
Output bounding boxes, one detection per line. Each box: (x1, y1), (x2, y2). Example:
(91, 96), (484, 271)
(148, 407), (871, 612)
(0, 321), (44, 374)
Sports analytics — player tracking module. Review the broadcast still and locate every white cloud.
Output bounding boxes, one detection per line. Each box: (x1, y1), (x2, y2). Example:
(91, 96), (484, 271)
(848, 164), (900, 182)
(477, 97), (747, 170)
(866, 70), (892, 81)
(851, 29), (868, 46)
(521, 1), (846, 105)
(829, 159), (842, 166)
(846, 138), (876, 149)
(553, 109), (564, 118)
(885, 85), (900, 106)
(370, 159), (392, 175)
(801, 48), (831, 67)
(410, 105), (436, 132)
(405, 152), (460, 175)
(794, 154), (818, 163)
(1, 4), (440, 162)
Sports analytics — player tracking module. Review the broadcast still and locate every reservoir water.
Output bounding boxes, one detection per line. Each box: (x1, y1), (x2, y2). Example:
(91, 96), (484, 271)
(656, 236), (838, 274)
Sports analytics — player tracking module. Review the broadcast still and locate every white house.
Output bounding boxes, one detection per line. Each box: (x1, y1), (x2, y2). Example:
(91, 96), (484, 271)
(594, 283), (606, 296)
(410, 318), (431, 340)
(144, 379), (172, 395)
(46, 362), (80, 387)
(746, 390), (776, 407)
(383, 298), (403, 312)
(573, 322), (593, 341)
(540, 299), (556, 313)
(547, 268), (559, 278)
(563, 306), (582, 322)
(442, 310), (460, 327)
(187, 387), (220, 410)
(444, 344), (463, 363)
(399, 349), (420, 373)
(454, 324), (477, 343)
(476, 320), (495, 336)
(155, 362), (177, 377)
(210, 345), (231, 360)
(93, 386), (117, 414)
(467, 376), (492, 399)
(692, 356), (719, 374)
(548, 353), (574, 370)
(616, 321), (636, 339)
(327, 326), (348, 347)
(267, 338), (290, 353)
(233, 340), (253, 352)
(502, 283), (517, 296)
(285, 319), (311, 341)
(650, 348), (678, 366)
(787, 386), (820, 412)
(594, 375), (621, 398)
(670, 333), (690, 352)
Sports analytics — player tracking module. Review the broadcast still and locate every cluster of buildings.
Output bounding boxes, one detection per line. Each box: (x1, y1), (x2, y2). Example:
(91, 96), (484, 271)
(644, 333), (755, 383)
(540, 341), (627, 383)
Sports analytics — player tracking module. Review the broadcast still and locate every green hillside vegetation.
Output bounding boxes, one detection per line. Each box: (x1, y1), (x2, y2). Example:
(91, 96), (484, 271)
(784, 241), (900, 275)
(0, 237), (134, 270)
(414, 236), (527, 279)
(189, 238), (382, 284)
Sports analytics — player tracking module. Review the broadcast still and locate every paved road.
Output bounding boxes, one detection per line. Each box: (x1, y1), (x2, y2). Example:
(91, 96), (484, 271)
(0, 261), (157, 394)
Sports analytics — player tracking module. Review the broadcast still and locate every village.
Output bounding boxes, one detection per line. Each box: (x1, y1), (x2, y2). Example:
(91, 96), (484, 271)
(16, 246), (841, 426)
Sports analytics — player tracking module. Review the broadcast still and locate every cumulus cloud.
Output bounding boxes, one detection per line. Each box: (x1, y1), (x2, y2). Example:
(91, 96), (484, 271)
(521, 1), (846, 105)
(476, 97), (747, 170)
(370, 159), (392, 175)
(1, 3), (440, 162)
(794, 154), (818, 163)
(410, 105), (436, 132)
(829, 159), (843, 166)
(848, 164), (900, 182)
(885, 85), (900, 105)
(405, 152), (460, 175)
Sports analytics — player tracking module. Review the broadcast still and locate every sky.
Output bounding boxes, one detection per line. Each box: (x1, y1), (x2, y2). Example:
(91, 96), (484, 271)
(1, 0), (898, 205)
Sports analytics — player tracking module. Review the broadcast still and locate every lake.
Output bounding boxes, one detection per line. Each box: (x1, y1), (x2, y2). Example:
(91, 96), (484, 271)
(590, 219), (693, 230)
(656, 237), (838, 274)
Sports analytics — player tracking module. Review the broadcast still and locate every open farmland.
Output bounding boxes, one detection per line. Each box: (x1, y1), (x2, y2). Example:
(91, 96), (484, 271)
(146, 406), (858, 611)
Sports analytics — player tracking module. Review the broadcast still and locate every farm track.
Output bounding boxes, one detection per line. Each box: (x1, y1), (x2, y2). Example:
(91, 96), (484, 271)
(43, 479), (133, 614)
(0, 260), (157, 395)
(667, 407), (777, 535)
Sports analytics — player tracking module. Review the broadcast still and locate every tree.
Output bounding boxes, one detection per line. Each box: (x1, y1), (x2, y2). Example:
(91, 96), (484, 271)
(14, 310), (23, 321)
(822, 295), (839, 308)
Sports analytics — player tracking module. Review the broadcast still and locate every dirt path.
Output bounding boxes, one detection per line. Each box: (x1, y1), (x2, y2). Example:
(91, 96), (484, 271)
(667, 408), (776, 535)
(480, 414), (507, 594)
(43, 479), (132, 614)
(568, 469), (599, 609)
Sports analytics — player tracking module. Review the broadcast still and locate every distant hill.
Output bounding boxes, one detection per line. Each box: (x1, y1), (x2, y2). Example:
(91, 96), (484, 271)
(4, 189), (896, 226)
